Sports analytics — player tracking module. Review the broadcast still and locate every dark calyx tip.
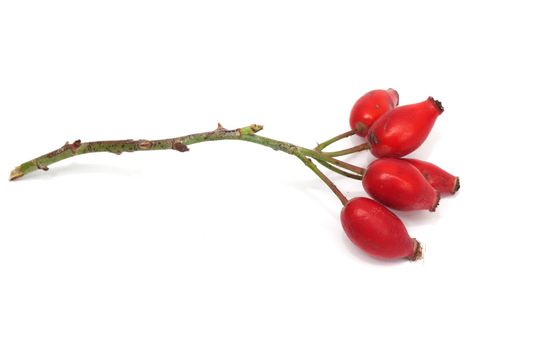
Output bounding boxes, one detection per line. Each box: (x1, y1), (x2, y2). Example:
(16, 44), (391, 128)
(408, 239), (423, 261)
(368, 131), (378, 145)
(453, 177), (460, 193)
(428, 97), (444, 113)
(429, 190), (441, 212)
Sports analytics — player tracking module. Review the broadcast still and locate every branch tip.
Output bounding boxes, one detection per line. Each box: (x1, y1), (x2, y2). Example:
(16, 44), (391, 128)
(9, 166), (24, 181)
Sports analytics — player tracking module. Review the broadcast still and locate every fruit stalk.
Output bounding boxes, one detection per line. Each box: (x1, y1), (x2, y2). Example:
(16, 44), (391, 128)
(323, 143), (370, 157)
(314, 129), (357, 151)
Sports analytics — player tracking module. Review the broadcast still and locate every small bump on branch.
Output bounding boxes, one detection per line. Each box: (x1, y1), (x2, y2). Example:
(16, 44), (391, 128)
(69, 140), (82, 152)
(172, 142), (189, 152)
(138, 140), (153, 150)
(36, 162), (49, 171)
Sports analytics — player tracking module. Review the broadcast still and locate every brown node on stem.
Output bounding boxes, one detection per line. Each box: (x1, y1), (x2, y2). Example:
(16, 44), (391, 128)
(47, 140), (79, 158)
(172, 142), (189, 152)
(35, 162), (49, 171)
(249, 124), (264, 133)
(138, 140), (153, 150)
(69, 139), (82, 152)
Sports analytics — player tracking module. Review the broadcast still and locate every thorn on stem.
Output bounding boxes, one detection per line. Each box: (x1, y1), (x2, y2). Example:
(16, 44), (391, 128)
(35, 162), (49, 171)
(249, 124), (263, 133)
(172, 142), (189, 152)
(68, 140), (82, 152)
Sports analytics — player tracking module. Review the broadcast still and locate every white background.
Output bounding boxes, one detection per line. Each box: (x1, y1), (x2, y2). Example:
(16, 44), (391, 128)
(1, 1), (538, 349)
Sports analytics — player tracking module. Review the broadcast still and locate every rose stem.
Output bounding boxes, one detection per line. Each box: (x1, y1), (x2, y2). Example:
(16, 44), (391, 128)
(314, 160), (363, 180)
(10, 123), (354, 205)
(322, 143), (370, 157)
(314, 129), (356, 151)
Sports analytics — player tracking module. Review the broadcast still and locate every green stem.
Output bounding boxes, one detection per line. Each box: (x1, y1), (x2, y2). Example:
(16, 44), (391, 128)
(314, 129), (357, 151)
(9, 123), (354, 205)
(300, 148), (365, 175)
(296, 155), (348, 206)
(9, 124), (264, 180)
(322, 142), (370, 157)
(315, 160), (363, 180)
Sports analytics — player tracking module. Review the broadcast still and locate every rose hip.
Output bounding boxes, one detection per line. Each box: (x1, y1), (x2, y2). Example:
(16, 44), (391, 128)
(349, 89), (399, 137)
(403, 158), (460, 194)
(341, 197), (422, 260)
(362, 158), (440, 211)
(368, 97), (444, 158)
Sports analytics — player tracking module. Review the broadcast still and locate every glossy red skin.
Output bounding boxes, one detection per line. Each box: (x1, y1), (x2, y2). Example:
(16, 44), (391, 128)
(368, 97), (444, 158)
(362, 158), (440, 211)
(349, 89), (399, 137)
(341, 197), (420, 260)
(403, 158), (460, 194)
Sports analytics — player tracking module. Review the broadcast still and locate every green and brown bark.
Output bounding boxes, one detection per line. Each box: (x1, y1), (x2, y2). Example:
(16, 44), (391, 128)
(10, 123), (367, 206)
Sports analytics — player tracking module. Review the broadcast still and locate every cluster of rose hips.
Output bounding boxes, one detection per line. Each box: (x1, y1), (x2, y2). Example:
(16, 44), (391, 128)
(8, 87), (457, 263)
(341, 89), (459, 261)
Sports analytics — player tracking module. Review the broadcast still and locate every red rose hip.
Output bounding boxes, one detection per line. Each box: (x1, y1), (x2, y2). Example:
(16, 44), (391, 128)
(403, 158), (460, 194)
(362, 158), (440, 211)
(341, 197), (422, 260)
(368, 97), (444, 158)
(349, 88), (399, 137)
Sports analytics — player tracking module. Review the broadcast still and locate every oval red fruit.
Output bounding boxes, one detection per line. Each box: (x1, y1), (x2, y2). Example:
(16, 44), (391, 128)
(349, 89), (399, 137)
(362, 158), (440, 211)
(341, 197), (422, 260)
(403, 158), (460, 194)
(368, 97), (444, 158)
